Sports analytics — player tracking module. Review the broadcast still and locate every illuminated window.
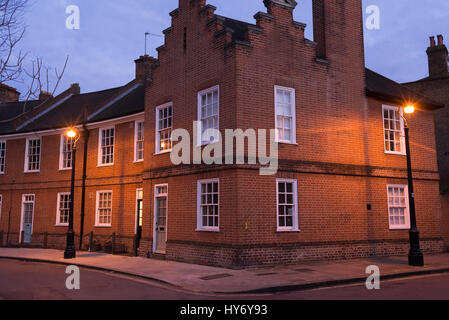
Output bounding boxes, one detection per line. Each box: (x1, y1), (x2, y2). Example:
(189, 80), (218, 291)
(156, 103), (173, 153)
(277, 179), (299, 231)
(387, 185), (410, 230)
(275, 86), (296, 144)
(383, 105), (405, 154)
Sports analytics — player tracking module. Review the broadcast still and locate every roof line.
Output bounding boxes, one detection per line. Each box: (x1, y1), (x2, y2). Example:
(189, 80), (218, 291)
(87, 83), (142, 121)
(15, 94), (74, 131)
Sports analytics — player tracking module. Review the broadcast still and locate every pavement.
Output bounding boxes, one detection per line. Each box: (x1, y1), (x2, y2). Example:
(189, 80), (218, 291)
(1, 248), (449, 294)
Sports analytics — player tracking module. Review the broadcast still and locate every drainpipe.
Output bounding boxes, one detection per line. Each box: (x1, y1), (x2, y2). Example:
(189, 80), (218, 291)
(79, 124), (89, 250)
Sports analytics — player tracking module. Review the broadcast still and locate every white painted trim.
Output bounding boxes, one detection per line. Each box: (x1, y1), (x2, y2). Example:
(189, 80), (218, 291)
(0, 140), (6, 174)
(19, 194), (35, 242)
(135, 188), (143, 234)
(16, 94), (74, 131)
(382, 104), (406, 156)
(24, 137), (41, 173)
(87, 83), (142, 121)
(97, 126), (115, 167)
(55, 192), (70, 227)
(387, 184), (411, 230)
(276, 179), (299, 232)
(196, 178), (220, 232)
(274, 85), (297, 144)
(197, 85), (220, 147)
(134, 119), (145, 163)
(153, 184), (168, 253)
(94, 190), (113, 228)
(0, 112), (144, 140)
(155, 102), (173, 154)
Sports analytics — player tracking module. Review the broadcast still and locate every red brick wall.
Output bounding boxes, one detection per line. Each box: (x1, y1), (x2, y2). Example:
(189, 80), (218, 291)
(0, 118), (144, 252)
(137, 0), (444, 267)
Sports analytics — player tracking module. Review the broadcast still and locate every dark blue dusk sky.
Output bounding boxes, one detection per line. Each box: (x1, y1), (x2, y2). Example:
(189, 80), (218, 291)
(11, 0), (449, 95)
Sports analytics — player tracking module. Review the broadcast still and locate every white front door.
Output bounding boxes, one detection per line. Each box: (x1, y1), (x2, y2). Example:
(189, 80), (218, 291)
(21, 195), (35, 244)
(153, 185), (168, 254)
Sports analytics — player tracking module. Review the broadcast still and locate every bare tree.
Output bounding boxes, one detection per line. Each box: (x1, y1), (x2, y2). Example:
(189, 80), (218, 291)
(0, 0), (27, 84)
(0, 0), (70, 125)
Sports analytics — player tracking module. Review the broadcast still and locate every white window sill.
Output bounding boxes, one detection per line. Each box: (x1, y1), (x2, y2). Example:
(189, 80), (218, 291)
(385, 151), (406, 156)
(276, 140), (298, 146)
(277, 228), (301, 233)
(389, 226), (410, 231)
(154, 149), (172, 156)
(24, 170), (40, 174)
(59, 168), (72, 171)
(94, 225), (112, 228)
(55, 224), (69, 227)
(133, 159), (144, 163)
(196, 228), (220, 233)
(97, 163), (114, 168)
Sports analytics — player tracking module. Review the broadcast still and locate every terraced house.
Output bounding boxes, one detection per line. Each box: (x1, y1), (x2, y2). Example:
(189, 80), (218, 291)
(0, 0), (447, 268)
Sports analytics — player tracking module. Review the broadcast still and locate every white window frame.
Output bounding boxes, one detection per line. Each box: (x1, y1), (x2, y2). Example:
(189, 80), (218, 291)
(275, 86), (297, 144)
(383, 105), (406, 155)
(387, 184), (411, 230)
(95, 190), (113, 227)
(56, 192), (71, 226)
(134, 120), (145, 162)
(155, 103), (173, 154)
(59, 134), (74, 170)
(24, 137), (41, 173)
(197, 85), (220, 146)
(196, 178), (220, 232)
(0, 140), (6, 174)
(97, 126), (115, 167)
(276, 179), (299, 232)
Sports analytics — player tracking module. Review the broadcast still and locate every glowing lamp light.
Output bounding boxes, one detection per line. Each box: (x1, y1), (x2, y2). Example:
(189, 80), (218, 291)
(66, 129), (77, 139)
(161, 142), (166, 149)
(404, 105), (415, 114)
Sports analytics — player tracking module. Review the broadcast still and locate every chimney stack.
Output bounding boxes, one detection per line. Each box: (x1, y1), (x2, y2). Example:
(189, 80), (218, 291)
(39, 91), (53, 101)
(0, 83), (20, 103)
(427, 34), (449, 78)
(135, 55), (158, 80)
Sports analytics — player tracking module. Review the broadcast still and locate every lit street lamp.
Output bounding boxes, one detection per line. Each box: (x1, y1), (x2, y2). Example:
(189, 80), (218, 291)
(64, 128), (80, 259)
(402, 105), (424, 267)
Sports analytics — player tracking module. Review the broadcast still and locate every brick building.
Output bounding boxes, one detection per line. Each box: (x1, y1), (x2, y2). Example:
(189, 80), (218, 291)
(402, 34), (449, 248)
(0, 0), (447, 268)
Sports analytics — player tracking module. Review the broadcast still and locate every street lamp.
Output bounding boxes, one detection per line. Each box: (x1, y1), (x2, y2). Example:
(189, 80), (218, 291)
(401, 105), (424, 267)
(64, 128), (80, 259)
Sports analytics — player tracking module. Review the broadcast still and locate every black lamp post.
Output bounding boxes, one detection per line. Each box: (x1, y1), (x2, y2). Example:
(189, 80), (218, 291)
(402, 106), (424, 267)
(64, 129), (79, 259)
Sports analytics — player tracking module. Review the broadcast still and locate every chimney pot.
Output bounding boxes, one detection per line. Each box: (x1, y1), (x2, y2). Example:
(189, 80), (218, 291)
(437, 34), (444, 46)
(430, 36), (436, 47)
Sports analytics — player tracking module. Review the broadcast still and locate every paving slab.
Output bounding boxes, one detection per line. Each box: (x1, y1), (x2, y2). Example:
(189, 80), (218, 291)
(1, 248), (449, 294)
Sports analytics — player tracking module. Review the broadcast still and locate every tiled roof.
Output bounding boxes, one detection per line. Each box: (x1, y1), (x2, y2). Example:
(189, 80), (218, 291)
(0, 82), (144, 136)
(365, 68), (443, 110)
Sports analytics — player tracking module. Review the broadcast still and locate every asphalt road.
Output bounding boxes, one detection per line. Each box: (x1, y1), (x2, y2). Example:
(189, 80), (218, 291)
(0, 259), (448, 300)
